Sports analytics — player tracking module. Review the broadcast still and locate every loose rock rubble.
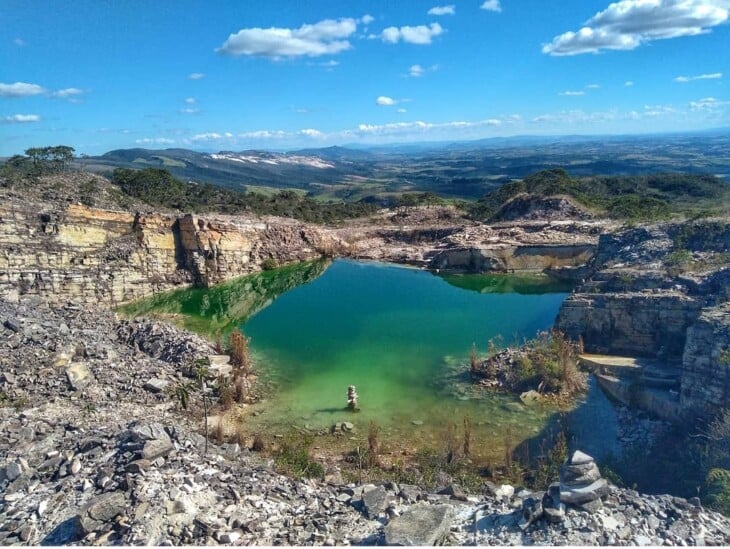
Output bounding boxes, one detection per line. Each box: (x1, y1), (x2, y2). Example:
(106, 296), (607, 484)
(2, 295), (730, 546)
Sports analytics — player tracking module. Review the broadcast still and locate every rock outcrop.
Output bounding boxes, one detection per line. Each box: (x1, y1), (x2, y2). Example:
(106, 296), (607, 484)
(0, 197), (340, 307)
(556, 219), (730, 420)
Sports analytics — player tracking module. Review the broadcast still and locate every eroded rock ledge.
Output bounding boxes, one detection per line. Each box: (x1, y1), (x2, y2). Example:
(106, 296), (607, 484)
(0, 197), (341, 307)
(556, 220), (730, 420)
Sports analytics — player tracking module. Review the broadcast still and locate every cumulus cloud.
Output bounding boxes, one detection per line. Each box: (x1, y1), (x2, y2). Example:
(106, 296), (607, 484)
(674, 72), (723, 82)
(480, 0), (502, 12)
(299, 128), (324, 137)
(52, 88), (86, 100)
(361, 14), (375, 24)
(376, 96), (397, 106)
(560, 90), (586, 96)
(188, 73), (205, 80)
(543, 0), (730, 56)
(625, 80), (635, 87)
(184, 97), (197, 104)
(586, 83), (601, 89)
(192, 132), (235, 141)
(3, 114), (40, 123)
(381, 23), (444, 44)
(217, 18), (358, 58)
(428, 5), (455, 15)
(180, 108), (200, 114)
(135, 137), (175, 145)
(397, 108), (407, 113)
(0, 82), (46, 98)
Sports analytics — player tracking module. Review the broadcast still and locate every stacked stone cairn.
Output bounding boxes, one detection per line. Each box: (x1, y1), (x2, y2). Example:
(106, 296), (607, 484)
(347, 385), (359, 411)
(559, 450), (610, 512)
(520, 450), (610, 529)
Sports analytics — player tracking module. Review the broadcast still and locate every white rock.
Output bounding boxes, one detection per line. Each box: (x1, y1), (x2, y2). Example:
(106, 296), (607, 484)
(218, 531), (241, 544)
(495, 484), (515, 499)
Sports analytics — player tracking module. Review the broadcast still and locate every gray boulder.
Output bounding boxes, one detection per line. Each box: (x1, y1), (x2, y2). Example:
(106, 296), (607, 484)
(361, 486), (391, 519)
(65, 362), (92, 391)
(560, 478), (609, 505)
(384, 504), (454, 546)
(74, 492), (127, 535)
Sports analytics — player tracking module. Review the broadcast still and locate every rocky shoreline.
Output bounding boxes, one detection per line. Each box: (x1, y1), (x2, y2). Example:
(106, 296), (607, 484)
(2, 294), (730, 545)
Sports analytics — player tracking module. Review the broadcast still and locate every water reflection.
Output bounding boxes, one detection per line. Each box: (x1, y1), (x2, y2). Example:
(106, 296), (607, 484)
(438, 272), (574, 295)
(118, 259), (330, 336)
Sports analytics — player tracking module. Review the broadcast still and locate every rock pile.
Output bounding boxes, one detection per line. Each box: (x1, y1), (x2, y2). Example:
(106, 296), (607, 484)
(559, 450), (609, 511)
(2, 295), (730, 546)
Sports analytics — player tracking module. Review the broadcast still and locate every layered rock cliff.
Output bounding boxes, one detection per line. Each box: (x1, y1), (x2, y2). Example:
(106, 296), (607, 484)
(556, 220), (730, 419)
(0, 198), (339, 307)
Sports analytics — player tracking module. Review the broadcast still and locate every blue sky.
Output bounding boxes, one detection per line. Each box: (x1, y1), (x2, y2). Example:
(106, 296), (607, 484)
(1, 0), (729, 155)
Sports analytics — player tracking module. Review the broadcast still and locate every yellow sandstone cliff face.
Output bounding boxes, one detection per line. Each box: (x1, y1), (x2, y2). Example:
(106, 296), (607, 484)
(0, 200), (337, 307)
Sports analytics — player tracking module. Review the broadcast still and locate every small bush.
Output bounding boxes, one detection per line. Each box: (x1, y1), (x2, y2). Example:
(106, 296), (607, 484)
(261, 258), (278, 270)
(275, 432), (324, 479)
(229, 329), (253, 375)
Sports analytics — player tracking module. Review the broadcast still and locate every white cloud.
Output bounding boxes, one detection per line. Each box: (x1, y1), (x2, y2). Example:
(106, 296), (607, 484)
(180, 108), (200, 114)
(14, 38), (26, 47)
(674, 72), (723, 83)
(625, 80), (635, 87)
(238, 130), (289, 139)
(299, 128), (324, 137)
(188, 73), (205, 80)
(218, 18), (358, 58)
(184, 97), (197, 104)
(357, 117), (503, 136)
(191, 132), (235, 142)
(428, 5), (455, 15)
(361, 14), (375, 25)
(135, 137), (175, 145)
(586, 83), (601, 89)
(480, 0), (502, 12)
(0, 82), (46, 98)
(52, 88), (86, 100)
(397, 108), (407, 113)
(376, 96), (397, 106)
(559, 90), (586, 96)
(689, 96), (730, 110)
(3, 114), (40, 123)
(381, 23), (444, 44)
(409, 64), (426, 77)
(543, 0), (730, 56)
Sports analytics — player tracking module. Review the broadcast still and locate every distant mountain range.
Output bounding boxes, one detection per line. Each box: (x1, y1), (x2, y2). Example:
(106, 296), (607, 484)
(76, 131), (730, 200)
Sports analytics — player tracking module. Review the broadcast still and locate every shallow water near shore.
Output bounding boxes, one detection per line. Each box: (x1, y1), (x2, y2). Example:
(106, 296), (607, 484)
(121, 260), (623, 465)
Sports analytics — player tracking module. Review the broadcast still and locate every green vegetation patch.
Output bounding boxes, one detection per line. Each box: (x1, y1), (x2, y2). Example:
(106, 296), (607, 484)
(468, 168), (730, 222)
(110, 167), (378, 224)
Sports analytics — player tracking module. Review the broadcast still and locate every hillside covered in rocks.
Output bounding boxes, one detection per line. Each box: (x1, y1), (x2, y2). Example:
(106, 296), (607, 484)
(2, 295), (730, 545)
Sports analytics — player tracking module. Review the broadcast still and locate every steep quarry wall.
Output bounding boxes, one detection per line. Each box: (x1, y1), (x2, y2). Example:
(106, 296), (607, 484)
(681, 304), (730, 415)
(556, 220), (730, 419)
(0, 200), (336, 307)
(430, 244), (595, 273)
(557, 292), (703, 358)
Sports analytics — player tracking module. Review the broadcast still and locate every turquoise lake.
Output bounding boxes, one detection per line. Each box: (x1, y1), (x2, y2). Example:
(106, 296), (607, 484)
(121, 259), (622, 464)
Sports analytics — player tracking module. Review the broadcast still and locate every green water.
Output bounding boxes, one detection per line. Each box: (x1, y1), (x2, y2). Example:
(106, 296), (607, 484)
(123, 259), (619, 462)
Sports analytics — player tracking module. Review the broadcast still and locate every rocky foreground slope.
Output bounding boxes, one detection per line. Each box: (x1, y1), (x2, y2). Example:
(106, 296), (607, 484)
(2, 295), (730, 546)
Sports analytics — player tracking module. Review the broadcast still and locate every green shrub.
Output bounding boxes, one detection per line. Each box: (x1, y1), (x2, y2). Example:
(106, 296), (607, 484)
(274, 432), (324, 479)
(261, 258), (278, 270)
